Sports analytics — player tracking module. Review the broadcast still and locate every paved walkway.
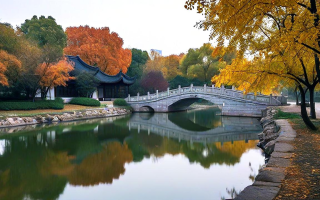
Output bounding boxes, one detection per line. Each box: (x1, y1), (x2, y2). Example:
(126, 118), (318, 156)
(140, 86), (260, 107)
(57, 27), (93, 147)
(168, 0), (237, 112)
(235, 120), (296, 200)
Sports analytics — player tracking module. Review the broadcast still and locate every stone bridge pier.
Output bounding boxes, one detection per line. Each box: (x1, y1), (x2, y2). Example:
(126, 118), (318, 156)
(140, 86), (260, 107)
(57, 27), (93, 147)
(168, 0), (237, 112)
(126, 84), (287, 117)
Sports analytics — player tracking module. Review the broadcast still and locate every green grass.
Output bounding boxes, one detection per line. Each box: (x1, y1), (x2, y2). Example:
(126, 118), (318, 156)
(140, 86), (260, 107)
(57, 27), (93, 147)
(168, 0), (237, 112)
(69, 97), (100, 107)
(274, 109), (301, 119)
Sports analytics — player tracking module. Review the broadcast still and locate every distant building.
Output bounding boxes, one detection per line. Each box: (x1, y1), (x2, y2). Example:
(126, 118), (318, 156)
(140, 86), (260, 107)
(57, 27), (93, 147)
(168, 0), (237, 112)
(150, 49), (162, 57)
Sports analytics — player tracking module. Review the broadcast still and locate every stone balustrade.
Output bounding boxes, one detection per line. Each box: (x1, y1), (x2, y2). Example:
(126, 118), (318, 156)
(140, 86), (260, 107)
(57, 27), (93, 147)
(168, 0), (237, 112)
(126, 84), (286, 106)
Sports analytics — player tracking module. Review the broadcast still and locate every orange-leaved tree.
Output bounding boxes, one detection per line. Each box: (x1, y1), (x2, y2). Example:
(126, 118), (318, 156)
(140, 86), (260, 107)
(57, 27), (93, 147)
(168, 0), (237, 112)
(64, 26), (132, 75)
(0, 50), (22, 86)
(36, 58), (74, 99)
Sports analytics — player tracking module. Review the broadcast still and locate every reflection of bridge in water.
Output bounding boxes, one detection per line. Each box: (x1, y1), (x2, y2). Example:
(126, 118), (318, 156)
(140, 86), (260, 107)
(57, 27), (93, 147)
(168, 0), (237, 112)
(128, 112), (262, 144)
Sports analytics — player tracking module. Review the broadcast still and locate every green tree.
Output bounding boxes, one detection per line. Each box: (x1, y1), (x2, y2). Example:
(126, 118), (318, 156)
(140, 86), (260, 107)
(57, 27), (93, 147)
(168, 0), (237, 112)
(180, 43), (235, 83)
(20, 15), (66, 63)
(75, 71), (100, 97)
(0, 23), (21, 54)
(126, 48), (149, 79)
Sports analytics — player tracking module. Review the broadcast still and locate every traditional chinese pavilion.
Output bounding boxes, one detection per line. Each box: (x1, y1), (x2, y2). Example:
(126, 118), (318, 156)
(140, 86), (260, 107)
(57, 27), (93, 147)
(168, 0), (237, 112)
(54, 55), (135, 100)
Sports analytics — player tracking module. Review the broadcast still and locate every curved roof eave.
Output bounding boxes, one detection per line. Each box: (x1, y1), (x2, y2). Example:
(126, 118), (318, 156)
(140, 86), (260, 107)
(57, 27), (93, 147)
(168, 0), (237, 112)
(66, 55), (135, 85)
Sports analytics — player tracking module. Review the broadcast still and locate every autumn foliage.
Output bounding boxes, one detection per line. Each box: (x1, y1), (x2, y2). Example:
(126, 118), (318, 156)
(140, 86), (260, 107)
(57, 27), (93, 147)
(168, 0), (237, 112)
(0, 50), (21, 86)
(35, 58), (74, 98)
(64, 26), (132, 75)
(141, 71), (169, 92)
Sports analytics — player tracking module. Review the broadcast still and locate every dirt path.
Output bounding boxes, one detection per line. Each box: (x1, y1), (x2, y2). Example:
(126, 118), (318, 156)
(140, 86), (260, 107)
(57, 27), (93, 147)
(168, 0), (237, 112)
(279, 102), (320, 117)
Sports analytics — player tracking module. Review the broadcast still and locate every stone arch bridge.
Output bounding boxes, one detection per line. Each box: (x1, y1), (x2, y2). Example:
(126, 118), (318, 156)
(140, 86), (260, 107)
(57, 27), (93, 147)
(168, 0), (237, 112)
(125, 85), (287, 117)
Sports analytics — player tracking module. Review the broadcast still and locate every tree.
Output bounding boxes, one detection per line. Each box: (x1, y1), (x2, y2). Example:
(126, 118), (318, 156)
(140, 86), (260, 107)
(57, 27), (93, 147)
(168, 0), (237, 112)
(126, 48), (150, 96)
(126, 48), (149, 79)
(0, 50), (21, 86)
(0, 23), (21, 54)
(162, 54), (183, 80)
(145, 52), (183, 81)
(213, 46), (319, 129)
(20, 15), (66, 61)
(140, 71), (169, 93)
(64, 26), (132, 75)
(180, 43), (235, 82)
(36, 58), (74, 99)
(185, 0), (320, 129)
(75, 71), (100, 97)
(17, 15), (68, 100)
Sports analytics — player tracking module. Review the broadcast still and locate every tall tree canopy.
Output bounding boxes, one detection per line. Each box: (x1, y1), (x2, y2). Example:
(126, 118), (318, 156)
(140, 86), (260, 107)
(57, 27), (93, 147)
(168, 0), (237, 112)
(180, 43), (235, 82)
(64, 26), (132, 75)
(20, 15), (66, 62)
(126, 48), (149, 79)
(0, 23), (21, 54)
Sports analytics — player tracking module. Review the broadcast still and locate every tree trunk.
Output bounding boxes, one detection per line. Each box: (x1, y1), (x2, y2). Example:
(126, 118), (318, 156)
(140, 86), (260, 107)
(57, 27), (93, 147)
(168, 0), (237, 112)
(295, 87), (299, 105)
(298, 85), (317, 130)
(309, 87), (316, 119)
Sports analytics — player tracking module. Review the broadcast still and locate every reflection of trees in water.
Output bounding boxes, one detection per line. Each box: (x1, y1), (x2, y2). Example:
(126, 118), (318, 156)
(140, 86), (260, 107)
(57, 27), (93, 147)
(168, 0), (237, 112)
(0, 112), (260, 200)
(167, 108), (222, 131)
(221, 187), (241, 200)
(0, 138), (67, 200)
(67, 142), (133, 186)
(215, 140), (257, 159)
(126, 131), (259, 168)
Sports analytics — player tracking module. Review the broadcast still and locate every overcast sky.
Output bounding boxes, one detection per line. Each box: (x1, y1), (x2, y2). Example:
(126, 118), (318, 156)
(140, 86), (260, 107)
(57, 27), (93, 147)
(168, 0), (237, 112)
(0, 0), (214, 56)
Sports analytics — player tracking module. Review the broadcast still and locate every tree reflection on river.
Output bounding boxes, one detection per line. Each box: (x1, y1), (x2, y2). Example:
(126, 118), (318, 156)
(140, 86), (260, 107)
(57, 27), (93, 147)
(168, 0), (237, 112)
(0, 108), (264, 200)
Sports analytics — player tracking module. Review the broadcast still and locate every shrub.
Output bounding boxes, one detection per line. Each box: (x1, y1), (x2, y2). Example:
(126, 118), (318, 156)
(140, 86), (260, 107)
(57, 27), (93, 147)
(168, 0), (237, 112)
(69, 97), (100, 107)
(0, 99), (64, 110)
(113, 99), (128, 106)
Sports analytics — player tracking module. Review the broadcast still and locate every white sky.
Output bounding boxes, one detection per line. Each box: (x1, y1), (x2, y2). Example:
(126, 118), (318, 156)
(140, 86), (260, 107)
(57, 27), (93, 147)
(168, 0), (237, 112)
(0, 0), (213, 56)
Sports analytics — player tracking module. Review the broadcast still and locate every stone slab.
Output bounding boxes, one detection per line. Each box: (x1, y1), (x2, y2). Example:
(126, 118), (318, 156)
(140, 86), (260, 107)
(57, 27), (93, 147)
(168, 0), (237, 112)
(275, 119), (290, 126)
(274, 142), (294, 152)
(252, 181), (281, 187)
(234, 185), (280, 200)
(276, 136), (295, 142)
(255, 167), (285, 182)
(267, 157), (291, 168)
(271, 152), (293, 158)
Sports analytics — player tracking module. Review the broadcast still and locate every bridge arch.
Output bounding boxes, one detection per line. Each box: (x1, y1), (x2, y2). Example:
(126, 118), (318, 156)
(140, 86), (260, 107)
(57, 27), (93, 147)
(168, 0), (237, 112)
(138, 106), (155, 112)
(168, 95), (223, 112)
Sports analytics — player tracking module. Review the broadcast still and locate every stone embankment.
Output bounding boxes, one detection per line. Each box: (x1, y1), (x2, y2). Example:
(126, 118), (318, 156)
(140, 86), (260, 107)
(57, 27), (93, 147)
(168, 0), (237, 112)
(0, 107), (131, 128)
(235, 108), (296, 200)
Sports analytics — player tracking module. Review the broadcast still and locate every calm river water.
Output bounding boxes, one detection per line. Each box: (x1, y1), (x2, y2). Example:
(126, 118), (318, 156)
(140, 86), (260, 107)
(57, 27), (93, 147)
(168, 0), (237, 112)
(0, 108), (264, 200)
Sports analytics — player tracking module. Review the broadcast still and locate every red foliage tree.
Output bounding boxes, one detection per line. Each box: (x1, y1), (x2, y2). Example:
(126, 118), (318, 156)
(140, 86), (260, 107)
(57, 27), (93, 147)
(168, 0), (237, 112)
(64, 26), (132, 75)
(140, 71), (169, 93)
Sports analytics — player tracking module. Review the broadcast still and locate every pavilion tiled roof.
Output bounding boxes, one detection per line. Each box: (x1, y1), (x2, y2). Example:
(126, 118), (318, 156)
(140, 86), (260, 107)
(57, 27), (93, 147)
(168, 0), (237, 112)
(66, 55), (135, 85)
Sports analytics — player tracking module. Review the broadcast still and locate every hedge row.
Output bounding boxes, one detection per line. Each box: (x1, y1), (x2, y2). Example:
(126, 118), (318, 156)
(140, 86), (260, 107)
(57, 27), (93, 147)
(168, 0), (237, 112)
(69, 97), (101, 107)
(113, 99), (128, 106)
(0, 98), (64, 110)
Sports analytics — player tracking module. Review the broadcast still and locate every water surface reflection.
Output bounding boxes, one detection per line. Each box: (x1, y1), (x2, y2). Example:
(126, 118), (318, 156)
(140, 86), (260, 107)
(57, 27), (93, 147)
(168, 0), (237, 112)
(0, 108), (264, 200)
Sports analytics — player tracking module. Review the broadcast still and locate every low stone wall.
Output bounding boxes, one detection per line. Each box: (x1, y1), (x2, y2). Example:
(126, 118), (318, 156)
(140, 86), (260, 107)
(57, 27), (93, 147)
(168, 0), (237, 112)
(0, 107), (131, 128)
(235, 108), (296, 200)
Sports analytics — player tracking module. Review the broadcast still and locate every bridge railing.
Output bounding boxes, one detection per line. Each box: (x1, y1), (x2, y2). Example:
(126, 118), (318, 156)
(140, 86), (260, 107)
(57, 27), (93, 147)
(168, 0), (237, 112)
(126, 84), (286, 105)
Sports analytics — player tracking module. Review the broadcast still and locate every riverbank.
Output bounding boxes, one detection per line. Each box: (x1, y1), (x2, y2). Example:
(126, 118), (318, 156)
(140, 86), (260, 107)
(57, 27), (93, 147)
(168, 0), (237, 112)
(236, 106), (320, 199)
(235, 108), (297, 200)
(0, 107), (131, 128)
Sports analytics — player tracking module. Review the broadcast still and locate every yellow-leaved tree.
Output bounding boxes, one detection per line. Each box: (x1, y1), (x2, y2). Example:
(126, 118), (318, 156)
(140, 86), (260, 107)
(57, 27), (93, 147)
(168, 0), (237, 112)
(185, 0), (320, 129)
